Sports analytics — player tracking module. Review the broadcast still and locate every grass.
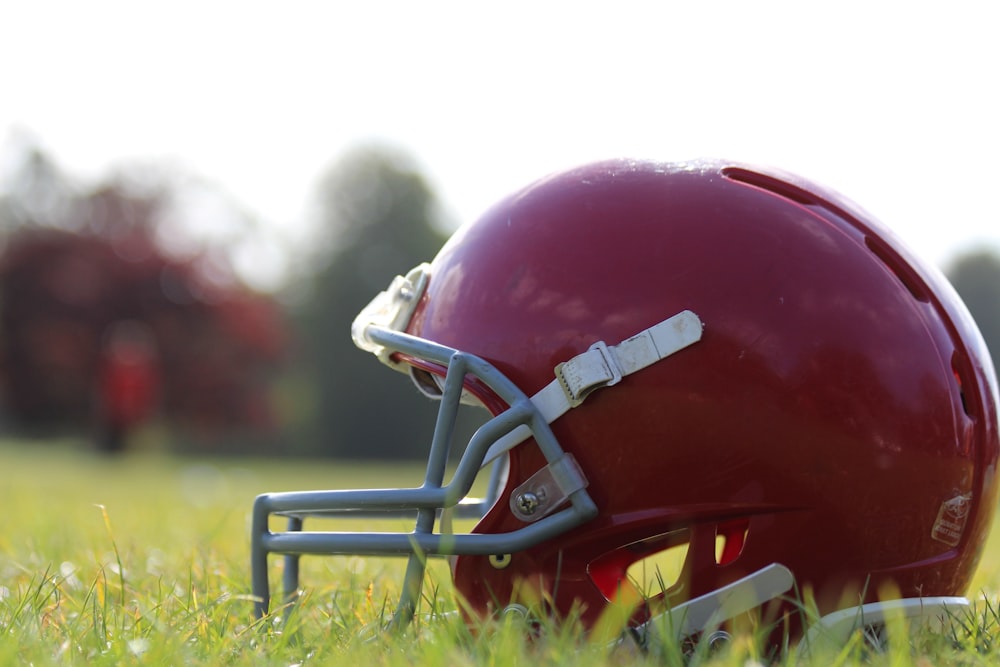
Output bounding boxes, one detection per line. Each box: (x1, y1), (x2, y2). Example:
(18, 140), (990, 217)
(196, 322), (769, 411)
(2, 438), (1000, 665)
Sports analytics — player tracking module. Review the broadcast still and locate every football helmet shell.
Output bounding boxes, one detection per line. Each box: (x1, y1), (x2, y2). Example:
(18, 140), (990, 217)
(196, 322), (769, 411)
(252, 159), (998, 641)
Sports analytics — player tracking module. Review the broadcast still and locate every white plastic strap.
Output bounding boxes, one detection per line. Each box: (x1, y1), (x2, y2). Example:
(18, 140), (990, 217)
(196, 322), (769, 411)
(800, 596), (971, 652)
(352, 263), (430, 369)
(624, 563), (795, 650)
(482, 310), (703, 465)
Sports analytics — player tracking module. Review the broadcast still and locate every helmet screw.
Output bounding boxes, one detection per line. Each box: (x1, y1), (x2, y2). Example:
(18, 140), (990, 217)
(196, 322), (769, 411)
(515, 491), (540, 516)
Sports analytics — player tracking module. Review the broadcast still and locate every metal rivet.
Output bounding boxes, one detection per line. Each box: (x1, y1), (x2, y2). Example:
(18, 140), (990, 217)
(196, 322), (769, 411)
(706, 630), (732, 651)
(501, 603), (529, 620)
(488, 553), (512, 569)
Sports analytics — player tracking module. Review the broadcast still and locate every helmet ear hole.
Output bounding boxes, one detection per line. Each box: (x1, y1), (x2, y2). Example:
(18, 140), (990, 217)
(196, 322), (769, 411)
(715, 519), (750, 566)
(624, 539), (691, 600)
(588, 529), (692, 602)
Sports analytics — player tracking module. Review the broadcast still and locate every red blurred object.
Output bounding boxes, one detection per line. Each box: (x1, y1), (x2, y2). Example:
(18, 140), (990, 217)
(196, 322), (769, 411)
(0, 226), (287, 449)
(96, 321), (159, 451)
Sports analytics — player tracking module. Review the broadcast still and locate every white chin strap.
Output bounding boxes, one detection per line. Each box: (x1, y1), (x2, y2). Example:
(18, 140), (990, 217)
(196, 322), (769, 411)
(482, 309), (704, 465)
(621, 563), (970, 654)
(800, 595), (970, 653)
(634, 563), (796, 646)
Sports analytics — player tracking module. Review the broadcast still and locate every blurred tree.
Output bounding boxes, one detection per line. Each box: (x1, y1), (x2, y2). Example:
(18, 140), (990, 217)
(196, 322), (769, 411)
(946, 249), (1000, 371)
(0, 143), (78, 231)
(0, 145), (288, 452)
(292, 144), (457, 458)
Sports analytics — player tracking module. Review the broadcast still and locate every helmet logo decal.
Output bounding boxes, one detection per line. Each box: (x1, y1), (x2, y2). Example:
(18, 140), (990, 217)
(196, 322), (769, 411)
(931, 493), (972, 547)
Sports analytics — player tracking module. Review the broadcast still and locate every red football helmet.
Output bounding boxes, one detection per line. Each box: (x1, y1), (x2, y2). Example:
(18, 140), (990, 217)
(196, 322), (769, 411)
(252, 159), (998, 646)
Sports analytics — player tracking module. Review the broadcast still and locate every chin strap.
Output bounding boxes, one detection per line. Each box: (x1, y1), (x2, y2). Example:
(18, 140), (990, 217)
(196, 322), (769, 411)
(482, 309), (704, 466)
(800, 595), (971, 653)
(620, 563), (970, 655)
(623, 563), (796, 652)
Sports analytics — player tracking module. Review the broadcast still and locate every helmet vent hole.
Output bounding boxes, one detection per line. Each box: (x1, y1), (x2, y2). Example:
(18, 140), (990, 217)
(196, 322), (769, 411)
(721, 167), (820, 206)
(715, 519), (750, 566)
(952, 363), (972, 418)
(864, 236), (931, 303)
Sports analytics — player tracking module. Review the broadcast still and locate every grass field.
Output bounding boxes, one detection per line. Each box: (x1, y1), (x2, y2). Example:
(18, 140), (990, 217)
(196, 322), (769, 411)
(3, 439), (1000, 666)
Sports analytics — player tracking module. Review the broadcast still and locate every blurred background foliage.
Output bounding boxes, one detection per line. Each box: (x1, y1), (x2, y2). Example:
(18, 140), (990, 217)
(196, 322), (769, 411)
(0, 137), (998, 459)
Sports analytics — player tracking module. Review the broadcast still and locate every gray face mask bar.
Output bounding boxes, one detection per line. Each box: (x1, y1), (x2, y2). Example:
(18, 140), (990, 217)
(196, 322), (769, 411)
(252, 263), (708, 630)
(250, 324), (599, 625)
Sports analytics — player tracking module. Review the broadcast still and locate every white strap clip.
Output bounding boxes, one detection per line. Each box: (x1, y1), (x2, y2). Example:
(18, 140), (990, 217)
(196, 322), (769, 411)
(556, 341), (623, 407)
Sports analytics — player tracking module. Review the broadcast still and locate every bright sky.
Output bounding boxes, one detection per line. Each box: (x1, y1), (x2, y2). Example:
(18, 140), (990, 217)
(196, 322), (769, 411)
(2, 1), (998, 290)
